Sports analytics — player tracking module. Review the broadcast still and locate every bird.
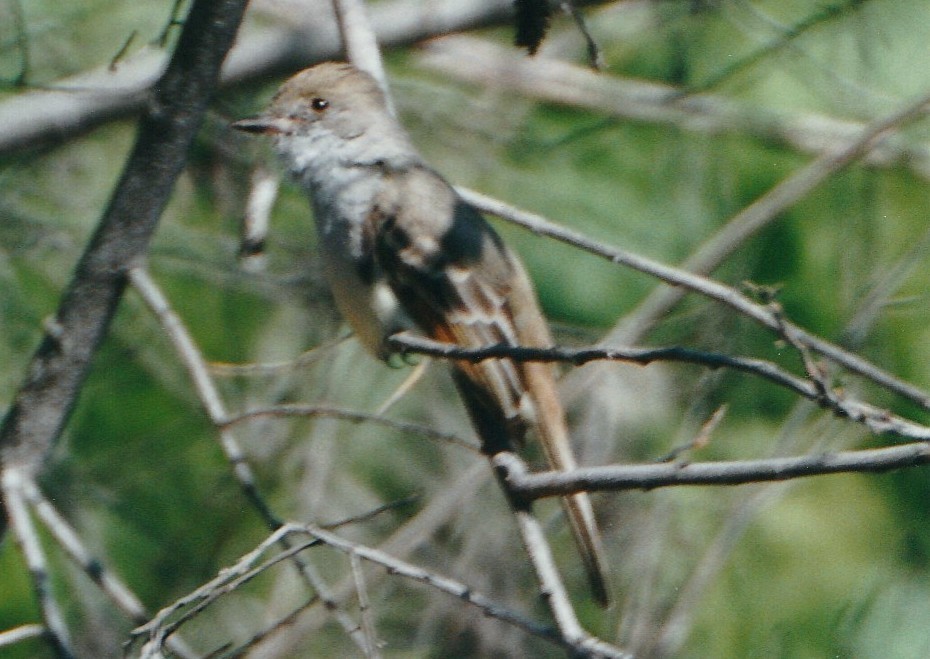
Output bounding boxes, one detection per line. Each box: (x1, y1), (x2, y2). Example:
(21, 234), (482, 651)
(233, 62), (610, 605)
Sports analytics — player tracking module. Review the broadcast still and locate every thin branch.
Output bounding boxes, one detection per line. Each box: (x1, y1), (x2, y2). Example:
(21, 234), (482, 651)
(653, 484), (788, 656)
(350, 551), (381, 659)
(252, 462), (492, 655)
(130, 525), (311, 654)
(208, 334), (352, 376)
(221, 403), (480, 452)
(388, 334), (930, 441)
(218, 596), (317, 658)
(1, 467), (74, 658)
(321, 493), (421, 531)
(681, 0), (870, 97)
(129, 268), (279, 522)
(0, 624), (46, 649)
(296, 522), (630, 658)
(601, 87), (930, 348)
(456, 188), (930, 410)
(333, 0), (394, 115)
(495, 442), (930, 499)
(559, 2), (603, 69)
(133, 521), (606, 656)
(375, 358), (430, 415)
(128, 267), (368, 651)
(18, 476), (198, 659)
(0, 0), (251, 539)
(485, 456), (631, 659)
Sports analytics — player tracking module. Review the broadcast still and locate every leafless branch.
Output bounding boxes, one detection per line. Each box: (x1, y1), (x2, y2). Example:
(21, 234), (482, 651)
(350, 550), (381, 658)
(0, 624), (45, 650)
(13, 474), (198, 658)
(456, 188), (930, 409)
(218, 596), (317, 658)
(133, 520), (621, 657)
(0, 0), (251, 539)
(601, 85), (930, 347)
(128, 267), (369, 651)
(333, 0), (394, 115)
(207, 334), (352, 376)
(559, 1), (603, 69)
(248, 462), (492, 655)
(495, 442), (930, 499)
(221, 403), (480, 452)
(388, 334), (930, 441)
(486, 456), (631, 658)
(130, 525), (312, 655)
(2, 467), (74, 658)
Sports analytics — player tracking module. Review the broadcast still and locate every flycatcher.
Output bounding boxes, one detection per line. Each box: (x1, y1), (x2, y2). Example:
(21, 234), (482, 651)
(233, 62), (610, 605)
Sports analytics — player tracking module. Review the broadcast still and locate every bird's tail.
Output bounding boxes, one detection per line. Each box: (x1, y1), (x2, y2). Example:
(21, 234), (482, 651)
(522, 360), (611, 607)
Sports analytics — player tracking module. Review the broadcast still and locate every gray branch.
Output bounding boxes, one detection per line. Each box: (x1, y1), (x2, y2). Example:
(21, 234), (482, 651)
(0, 0), (250, 534)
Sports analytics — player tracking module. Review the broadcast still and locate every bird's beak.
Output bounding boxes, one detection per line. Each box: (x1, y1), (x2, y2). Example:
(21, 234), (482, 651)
(231, 116), (287, 135)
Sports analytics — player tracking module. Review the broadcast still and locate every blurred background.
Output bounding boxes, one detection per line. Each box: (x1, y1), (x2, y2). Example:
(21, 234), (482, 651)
(2, 0), (930, 656)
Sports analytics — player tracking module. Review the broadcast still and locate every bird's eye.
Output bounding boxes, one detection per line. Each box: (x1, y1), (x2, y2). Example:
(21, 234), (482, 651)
(310, 97), (329, 111)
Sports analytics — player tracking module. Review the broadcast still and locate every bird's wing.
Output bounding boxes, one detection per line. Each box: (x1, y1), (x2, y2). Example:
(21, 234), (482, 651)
(370, 166), (611, 604)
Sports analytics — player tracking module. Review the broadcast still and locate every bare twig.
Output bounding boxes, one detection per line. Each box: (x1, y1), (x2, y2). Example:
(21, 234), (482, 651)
(176, 449), (491, 657)
(208, 334), (352, 376)
(388, 334), (930, 441)
(298, 521), (629, 658)
(487, 454), (629, 658)
(221, 403), (480, 452)
(559, 2), (603, 69)
(653, 484), (788, 656)
(131, 525), (312, 654)
(218, 596), (317, 658)
(350, 550), (381, 658)
(375, 358), (430, 415)
(321, 493), (421, 530)
(602, 89), (930, 348)
(0, 624), (46, 649)
(134, 520), (615, 656)
(499, 441), (930, 498)
(129, 268), (278, 521)
(456, 188), (930, 409)
(129, 267), (368, 651)
(17, 476), (198, 659)
(2, 467), (74, 658)
(658, 404), (728, 463)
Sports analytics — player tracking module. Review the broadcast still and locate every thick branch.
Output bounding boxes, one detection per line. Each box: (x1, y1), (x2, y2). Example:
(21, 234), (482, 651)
(0, 0), (250, 530)
(0, 0), (526, 156)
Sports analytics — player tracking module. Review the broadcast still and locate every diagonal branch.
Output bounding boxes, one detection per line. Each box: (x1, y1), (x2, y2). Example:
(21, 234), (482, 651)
(457, 187), (930, 409)
(0, 0), (250, 537)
